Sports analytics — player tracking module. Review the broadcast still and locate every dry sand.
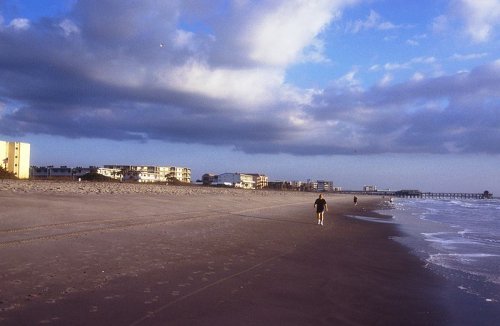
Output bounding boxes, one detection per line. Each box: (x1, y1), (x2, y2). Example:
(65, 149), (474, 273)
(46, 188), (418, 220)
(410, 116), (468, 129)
(1, 180), (448, 325)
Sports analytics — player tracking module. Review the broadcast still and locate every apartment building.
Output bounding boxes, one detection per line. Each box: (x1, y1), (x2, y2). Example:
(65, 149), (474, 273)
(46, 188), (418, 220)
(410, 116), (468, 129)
(268, 180), (340, 192)
(1, 140), (31, 179)
(268, 180), (301, 191)
(363, 185), (377, 192)
(317, 180), (334, 192)
(104, 165), (191, 183)
(202, 173), (218, 186)
(217, 173), (255, 189)
(31, 166), (98, 179)
(30, 165), (191, 183)
(248, 174), (269, 189)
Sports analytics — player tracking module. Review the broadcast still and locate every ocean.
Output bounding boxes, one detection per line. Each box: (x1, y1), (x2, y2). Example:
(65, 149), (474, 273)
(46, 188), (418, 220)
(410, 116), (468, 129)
(385, 197), (500, 304)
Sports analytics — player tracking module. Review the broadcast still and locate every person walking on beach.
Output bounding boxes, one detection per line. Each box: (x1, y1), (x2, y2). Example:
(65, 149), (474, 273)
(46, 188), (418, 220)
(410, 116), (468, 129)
(314, 194), (328, 226)
(354, 196), (358, 206)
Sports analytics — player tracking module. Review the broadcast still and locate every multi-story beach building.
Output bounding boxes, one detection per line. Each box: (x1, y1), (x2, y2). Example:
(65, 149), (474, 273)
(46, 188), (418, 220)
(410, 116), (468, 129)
(202, 172), (268, 189)
(363, 185), (377, 192)
(95, 167), (123, 180)
(217, 173), (255, 189)
(268, 180), (302, 191)
(30, 165), (191, 183)
(248, 174), (269, 189)
(202, 173), (218, 186)
(31, 166), (98, 179)
(104, 165), (191, 183)
(268, 180), (340, 192)
(317, 180), (334, 192)
(1, 140), (31, 179)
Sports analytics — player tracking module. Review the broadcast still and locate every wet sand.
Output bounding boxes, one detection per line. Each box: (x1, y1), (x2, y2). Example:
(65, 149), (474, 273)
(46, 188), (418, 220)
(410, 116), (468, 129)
(1, 181), (447, 325)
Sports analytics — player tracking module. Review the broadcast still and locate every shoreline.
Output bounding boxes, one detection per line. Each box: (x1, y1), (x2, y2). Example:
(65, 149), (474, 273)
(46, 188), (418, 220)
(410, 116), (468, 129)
(1, 181), (448, 325)
(386, 198), (500, 326)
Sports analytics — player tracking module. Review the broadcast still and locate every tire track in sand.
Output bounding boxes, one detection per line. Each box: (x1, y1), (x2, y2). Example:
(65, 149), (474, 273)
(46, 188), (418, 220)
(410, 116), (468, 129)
(0, 201), (310, 248)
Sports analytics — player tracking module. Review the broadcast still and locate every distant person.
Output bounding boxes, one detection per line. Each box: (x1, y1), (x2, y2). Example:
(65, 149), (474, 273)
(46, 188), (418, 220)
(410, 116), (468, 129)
(354, 196), (358, 206)
(314, 194), (328, 226)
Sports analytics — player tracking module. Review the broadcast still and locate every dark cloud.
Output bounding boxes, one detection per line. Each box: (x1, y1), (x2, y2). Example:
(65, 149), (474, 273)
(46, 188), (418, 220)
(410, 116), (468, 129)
(310, 61), (500, 154)
(1, 0), (499, 156)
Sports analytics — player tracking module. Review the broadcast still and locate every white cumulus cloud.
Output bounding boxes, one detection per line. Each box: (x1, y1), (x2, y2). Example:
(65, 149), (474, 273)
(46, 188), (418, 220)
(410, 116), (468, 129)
(9, 18), (30, 30)
(455, 0), (500, 42)
(244, 0), (352, 66)
(347, 10), (401, 33)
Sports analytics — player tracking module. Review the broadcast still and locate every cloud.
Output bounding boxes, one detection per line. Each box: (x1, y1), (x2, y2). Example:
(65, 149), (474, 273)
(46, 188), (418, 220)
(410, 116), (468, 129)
(0, 0), (499, 157)
(380, 57), (437, 71)
(436, 0), (500, 42)
(59, 19), (80, 36)
(216, 0), (353, 67)
(346, 10), (402, 33)
(454, 0), (500, 42)
(432, 15), (449, 35)
(406, 39), (419, 46)
(450, 52), (488, 61)
(158, 60), (287, 108)
(308, 60), (500, 154)
(8, 18), (30, 30)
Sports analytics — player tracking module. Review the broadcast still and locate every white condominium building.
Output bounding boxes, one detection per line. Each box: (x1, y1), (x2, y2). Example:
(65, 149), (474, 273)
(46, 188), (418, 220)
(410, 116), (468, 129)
(317, 180), (334, 192)
(103, 165), (191, 183)
(363, 185), (377, 192)
(217, 173), (256, 189)
(248, 174), (269, 189)
(1, 140), (31, 179)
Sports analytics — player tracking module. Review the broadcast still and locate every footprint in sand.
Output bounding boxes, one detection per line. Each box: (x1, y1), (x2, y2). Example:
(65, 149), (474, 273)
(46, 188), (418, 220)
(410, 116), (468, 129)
(145, 296), (160, 304)
(62, 287), (76, 295)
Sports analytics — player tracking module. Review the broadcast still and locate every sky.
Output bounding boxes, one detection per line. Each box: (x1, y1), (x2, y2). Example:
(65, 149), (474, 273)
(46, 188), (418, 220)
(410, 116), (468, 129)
(0, 0), (499, 194)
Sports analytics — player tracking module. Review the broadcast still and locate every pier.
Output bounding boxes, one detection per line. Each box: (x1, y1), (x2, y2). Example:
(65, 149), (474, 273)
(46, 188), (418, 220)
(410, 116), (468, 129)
(396, 191), (490, 199)
(419, 192), (489, 199)
(338, 190), (493, 199)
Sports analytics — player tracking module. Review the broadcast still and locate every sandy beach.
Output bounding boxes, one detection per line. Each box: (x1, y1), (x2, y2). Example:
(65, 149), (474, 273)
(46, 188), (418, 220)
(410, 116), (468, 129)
(1, 180), (448, 325)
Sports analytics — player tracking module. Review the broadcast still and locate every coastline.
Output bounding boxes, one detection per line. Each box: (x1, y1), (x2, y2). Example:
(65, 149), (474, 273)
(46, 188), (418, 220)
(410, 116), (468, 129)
(1, 180), (447, 325)
(387, 198), (500, 326)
